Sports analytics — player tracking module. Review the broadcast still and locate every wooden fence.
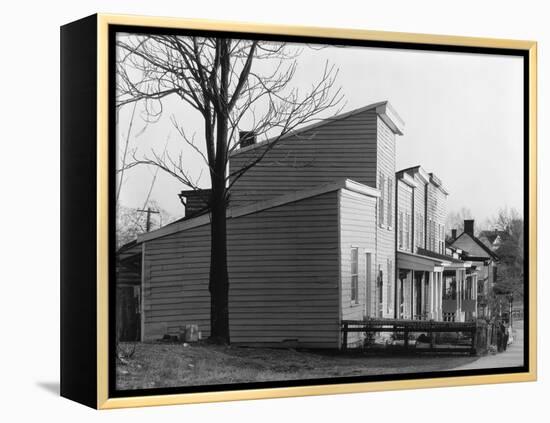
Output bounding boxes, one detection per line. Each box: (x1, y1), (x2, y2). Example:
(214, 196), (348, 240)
(341, 319), (490, 354)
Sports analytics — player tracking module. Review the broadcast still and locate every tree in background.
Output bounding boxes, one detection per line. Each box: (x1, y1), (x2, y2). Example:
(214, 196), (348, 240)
(488, 207), (524, 318)
(116, 35), (343, 343)
(116, 200), (173, 249)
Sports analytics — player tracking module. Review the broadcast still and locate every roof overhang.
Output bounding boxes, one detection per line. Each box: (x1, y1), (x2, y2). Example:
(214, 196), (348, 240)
(429, 172), (449, 195)
(397, 251), (449, 272)
(397, 172), (417, 188)
(376, 102), (405, 135)
(399, 165), (430, 184)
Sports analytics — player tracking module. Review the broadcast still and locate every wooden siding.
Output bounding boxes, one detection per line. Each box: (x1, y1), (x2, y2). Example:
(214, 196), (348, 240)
(396, 180), (413, 253)
(142, 191), (340, 348)
(426, 182), (447, 254)
(376, 117), (397, 318)
(339, 189), (377, 344)
(412, 173), (427, 251)
(229, 109), (379, 208)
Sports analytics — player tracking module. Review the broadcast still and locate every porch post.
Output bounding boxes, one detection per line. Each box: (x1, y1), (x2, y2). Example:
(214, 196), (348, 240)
(473, 274), (478, 319)
(411, 272), (415, 320)
(455, 269), (461, 321)
(428, 271), (435, 319)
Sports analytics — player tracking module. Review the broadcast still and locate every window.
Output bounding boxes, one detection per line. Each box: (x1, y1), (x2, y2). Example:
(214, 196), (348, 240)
(416, 212), (424, 248)
(379, 172), (386, 227)
(365, 253), (372, 315)
(386, 259), (393, 314)
(404, 213), (410, 251)
(398, 212), (403, 248)
(351, 248), (359, 304)
(430, 219), (435, 251)
(377, 267), (383, 317)
(387, 177), (393, 228)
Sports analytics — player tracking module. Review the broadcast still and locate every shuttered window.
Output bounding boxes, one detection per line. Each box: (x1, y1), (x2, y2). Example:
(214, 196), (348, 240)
(404, 213), (410, 251)
(351, 248), (359, 304)
(378, 172), (386, 227)
(386, 259), (393, 314)
(377, 267), (383, 317)
(398, 212), (404, 249)
(387, 177), (393, 228)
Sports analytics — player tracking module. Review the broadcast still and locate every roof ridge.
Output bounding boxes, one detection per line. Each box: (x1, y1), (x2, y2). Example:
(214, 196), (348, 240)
(230, 100), (403, 157)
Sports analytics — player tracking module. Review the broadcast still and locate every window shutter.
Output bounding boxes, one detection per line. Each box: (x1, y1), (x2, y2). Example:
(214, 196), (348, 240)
(387, 178), (393, 228)
(386, 259), (392, 314)
(398, 212), (403, 248)
(379, 172), (385, 226)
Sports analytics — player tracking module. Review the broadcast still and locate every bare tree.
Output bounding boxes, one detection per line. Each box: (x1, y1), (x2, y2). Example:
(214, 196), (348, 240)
(116, 34), (344, 344)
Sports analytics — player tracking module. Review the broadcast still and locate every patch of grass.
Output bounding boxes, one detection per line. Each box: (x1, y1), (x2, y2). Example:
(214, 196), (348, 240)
(116, 342), (479, 391)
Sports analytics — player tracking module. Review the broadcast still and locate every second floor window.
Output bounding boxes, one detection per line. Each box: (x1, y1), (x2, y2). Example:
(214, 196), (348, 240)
(404, 213), (411, 251)
(379, 172), (386, 227)
(387, 177), (393, 229)
(386, 259), (393, 314)
(398, 212), (404, 248)
(351, 248), (359, 304)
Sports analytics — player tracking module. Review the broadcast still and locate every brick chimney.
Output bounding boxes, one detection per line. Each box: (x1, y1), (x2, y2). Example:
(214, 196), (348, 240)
(178, 189), (211, 217)
(239, 131), (256, 148)
(464, 219), (474, 236)
(451, 229), (457, 240)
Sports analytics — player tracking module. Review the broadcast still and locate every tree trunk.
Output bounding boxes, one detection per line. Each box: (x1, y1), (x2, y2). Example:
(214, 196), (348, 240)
(208, 38), (231, 344)
(208, 182), (230, 344)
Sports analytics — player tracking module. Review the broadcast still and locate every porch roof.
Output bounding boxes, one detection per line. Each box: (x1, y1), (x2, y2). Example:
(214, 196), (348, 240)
(397, 251), (448, 272)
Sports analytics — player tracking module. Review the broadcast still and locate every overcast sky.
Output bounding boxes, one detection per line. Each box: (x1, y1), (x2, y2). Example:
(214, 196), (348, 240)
(117, 37), (524, 227)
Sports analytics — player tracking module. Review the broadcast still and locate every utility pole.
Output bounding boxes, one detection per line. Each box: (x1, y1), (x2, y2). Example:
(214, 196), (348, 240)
(137, 207), (160, 232)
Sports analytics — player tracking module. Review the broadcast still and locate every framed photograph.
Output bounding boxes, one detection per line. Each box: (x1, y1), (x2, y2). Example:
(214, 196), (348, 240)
(60, 14), (537, 409)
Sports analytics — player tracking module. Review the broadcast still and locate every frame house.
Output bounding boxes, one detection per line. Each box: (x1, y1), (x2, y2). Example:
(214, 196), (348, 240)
(121, 101), (406, 349)
(449, 219), (499, 319)
(117, 100), (480, 349)
(394, 166), (479, 323)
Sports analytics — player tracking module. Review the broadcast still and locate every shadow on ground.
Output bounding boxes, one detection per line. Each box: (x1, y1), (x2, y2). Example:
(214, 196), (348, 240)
(36, 381), (59, 396)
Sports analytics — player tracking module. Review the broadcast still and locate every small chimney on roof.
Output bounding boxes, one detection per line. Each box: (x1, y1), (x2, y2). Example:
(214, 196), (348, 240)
(464, 219), (474, 236)
(239, 131), (256, 148)
(451, 229), (457, 240)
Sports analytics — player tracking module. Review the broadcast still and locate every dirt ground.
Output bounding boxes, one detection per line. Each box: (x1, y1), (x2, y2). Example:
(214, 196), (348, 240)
(116, 341), (480, 390)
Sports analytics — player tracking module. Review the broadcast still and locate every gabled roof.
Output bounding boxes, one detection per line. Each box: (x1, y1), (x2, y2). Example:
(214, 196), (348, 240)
(451, 231), (500, 261)
(231, 100), (405, 157)
(479, 230), (506, 245)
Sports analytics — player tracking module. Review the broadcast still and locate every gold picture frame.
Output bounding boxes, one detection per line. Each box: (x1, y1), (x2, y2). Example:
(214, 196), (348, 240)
(60, 13), (537, 409)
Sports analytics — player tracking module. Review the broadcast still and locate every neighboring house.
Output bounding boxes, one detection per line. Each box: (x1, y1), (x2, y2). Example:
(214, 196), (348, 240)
(394, 167), (477, 323)
(449, 219), (499, 319)
(478, 229), (505, 251)
(118, 100), (479, 349)
(115, 242), (142, 342)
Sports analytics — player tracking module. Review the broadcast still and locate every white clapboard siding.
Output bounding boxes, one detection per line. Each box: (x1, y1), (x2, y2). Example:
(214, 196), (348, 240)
(426, 181), (447, 253)
(376, 117), (397, 318)
(142, 190), (340, 348)
(413, 173), (427, 250)
(229, 110), (378, 207)
(339, 189), (377, 345)
(397, 179), (413, 253)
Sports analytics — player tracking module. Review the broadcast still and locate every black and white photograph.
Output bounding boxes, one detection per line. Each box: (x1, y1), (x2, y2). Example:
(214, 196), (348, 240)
(112, 27), (528, 393)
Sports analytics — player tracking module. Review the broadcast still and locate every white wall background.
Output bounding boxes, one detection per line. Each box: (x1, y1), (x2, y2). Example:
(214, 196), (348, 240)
(0, 0), (546, 421)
